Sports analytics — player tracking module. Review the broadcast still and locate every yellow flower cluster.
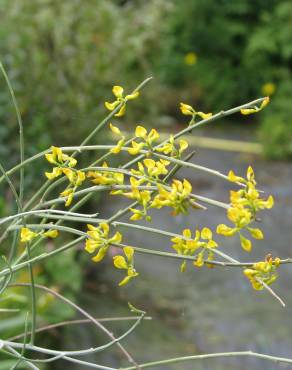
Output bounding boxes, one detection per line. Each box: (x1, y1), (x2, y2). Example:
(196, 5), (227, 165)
(180, 103), (212, 121)
(171, 227), (218, 271)
(85, 223), (122, 262)
(244, 255), (280, 290)
(128, 125), (160, 155)
(240, 97), (269, 115)
(87, 162), (124, 186)
(105, 85), (139, 117)
(217, 166), (274, 252)
(151, 179), (194, 215)
(156, 135), (188, 158)
(61, 169), (86, 207)
(112, 176), (152, 221)
(45, 146), (86, 207)
(45, 146), (77, 180)
(20, 227), (59, 243)
(113, 246), (139, 286)
(131, 158), (170, 181)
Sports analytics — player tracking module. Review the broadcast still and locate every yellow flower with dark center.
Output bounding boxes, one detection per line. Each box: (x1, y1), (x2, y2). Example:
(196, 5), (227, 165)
(105, 85), (139, 117)
(113, 246), (139, 286)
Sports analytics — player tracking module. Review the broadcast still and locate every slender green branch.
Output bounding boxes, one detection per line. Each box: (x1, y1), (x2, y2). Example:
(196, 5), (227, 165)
(121, 350), (292, 369)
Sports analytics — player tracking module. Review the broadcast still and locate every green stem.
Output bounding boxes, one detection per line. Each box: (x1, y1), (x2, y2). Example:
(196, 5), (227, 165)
(122, 350), (292, 369)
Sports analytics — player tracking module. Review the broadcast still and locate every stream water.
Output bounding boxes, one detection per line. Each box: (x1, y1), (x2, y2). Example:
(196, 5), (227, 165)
(57, 132), (292, 370)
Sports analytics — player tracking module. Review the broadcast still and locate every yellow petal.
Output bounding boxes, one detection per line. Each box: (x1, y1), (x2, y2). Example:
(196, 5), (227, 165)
(124, 246), (134, 262)
(45, 167), (63, 180)
(118, 275), (132, 286)
(180, 103), (194, 116)
(201, 227), (212, 240)
(92, 248), (107, 262)
(135, 125), (147, 139)
(112, 85), (124, 98)
(216, 224), (237, 236)
(105, 101), (119, 111)
(126, 91), (139, 100)
(109, 123), (121, 136)
(179, 139), (188, 153)
(43, 229), (59, 238)
(240, 234), (252, 252)
(248, 227), (264, 240)
(20, 228), (38, 243)
(197, 112), (213, 120)
(113, 255), (128, 269)
(115, 104), (126, 117)
(111, 232), (123, 244)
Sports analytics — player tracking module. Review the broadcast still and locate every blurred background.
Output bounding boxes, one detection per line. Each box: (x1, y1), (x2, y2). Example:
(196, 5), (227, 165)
(0, 0), (292, 369)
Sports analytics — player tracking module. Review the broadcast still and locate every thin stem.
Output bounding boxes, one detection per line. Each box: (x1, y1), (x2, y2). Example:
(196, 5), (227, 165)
(121, 350), (292, 369)
(0, 62), (24, 205)
(8, 316), (152, 342)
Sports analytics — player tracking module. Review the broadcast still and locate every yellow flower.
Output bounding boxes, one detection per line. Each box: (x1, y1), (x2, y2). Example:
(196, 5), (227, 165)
(45, 146), (77, 168)
(105, 85), (139, 117)
(151, 179), (193, 215)
(45, 146), (77, 180)
(43, 229), (59, 238)
(128, 141), (145, 155)
(85, 223), (122, 263)
(113, 246), (139, 286)
(180, 103), (195, 116)
(131, 159), (169, 181)
(244, 255), (280, 290)
(128, 125), (160, 156)
(156, 135), (189, 158)
(58, 170), (85, 207)
(240, 97), (270, 115)
(60, 188), (74, 207)
(180, 103), (212, 121)
(111, 138), (125, 154)
(109, 123), (126, 154)
(262, 82), (276, 96)
(45, 167), (63, 180)
(20, 228), (38, 243)
(184, 52), (197, 66)
(87, 163), (124, 186)
(171, 227), (218, 271)
(218, 166), (274, 252)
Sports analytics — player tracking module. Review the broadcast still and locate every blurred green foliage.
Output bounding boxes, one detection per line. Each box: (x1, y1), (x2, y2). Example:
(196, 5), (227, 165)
(0, 0), (171, 170)
(157, 0), (292, 157)
(1, 0), (292, 165)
